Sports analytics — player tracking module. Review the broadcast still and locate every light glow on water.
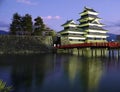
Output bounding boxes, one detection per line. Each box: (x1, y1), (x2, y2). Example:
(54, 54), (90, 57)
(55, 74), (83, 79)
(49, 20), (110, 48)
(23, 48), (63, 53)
(0, 54), (120, 92)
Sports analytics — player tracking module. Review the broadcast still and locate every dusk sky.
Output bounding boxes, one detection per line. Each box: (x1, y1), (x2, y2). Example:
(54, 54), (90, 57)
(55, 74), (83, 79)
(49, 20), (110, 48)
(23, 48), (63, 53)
(0, 0), (120, 34)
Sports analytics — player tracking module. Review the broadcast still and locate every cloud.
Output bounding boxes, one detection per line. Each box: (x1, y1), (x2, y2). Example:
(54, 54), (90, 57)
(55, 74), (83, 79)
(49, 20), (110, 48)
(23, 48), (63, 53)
(54, 16), (61, 19)
(45, 16), (52, 20)
(16, 0), (37, 5)
(104, 20), (120, 34)
(104, 20), (120, 28)
(42, 16), (61, 20)
(0, 21), (9, 31)
(0, 21), (9, 28)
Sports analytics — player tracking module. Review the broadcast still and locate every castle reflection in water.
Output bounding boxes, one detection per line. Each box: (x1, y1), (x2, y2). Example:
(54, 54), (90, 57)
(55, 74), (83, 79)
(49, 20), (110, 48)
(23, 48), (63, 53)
(0, 54), (120, 92)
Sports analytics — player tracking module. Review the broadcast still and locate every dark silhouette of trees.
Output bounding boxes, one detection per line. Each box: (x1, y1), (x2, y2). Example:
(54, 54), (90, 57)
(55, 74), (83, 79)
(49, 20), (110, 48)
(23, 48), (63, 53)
(43, 26), (56, 36)
(10, 13), (21, 35)
(21, 14), (33, 35)
(33, 16), (45, 35)
(10, 13), (56, 36)
(10, 13), (33, 35)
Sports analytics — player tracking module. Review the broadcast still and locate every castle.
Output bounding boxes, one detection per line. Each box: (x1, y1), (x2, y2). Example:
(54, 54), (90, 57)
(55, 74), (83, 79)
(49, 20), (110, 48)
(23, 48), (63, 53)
(59, 7), (108, 45)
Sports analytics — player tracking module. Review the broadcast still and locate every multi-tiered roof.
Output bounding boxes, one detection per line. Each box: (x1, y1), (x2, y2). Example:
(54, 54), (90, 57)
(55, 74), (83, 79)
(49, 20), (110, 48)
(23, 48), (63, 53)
(59, 20), (85, 44)
(78, 7), (108, 42)
(59, 7), (108, 45)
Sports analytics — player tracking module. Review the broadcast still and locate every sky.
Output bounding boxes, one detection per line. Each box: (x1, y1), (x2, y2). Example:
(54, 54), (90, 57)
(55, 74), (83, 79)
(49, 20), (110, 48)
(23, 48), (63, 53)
(0, 0), (120, 34)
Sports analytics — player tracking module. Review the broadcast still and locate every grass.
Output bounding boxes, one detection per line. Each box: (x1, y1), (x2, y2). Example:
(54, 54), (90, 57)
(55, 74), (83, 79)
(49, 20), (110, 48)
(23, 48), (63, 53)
(0, 80), (12, 92)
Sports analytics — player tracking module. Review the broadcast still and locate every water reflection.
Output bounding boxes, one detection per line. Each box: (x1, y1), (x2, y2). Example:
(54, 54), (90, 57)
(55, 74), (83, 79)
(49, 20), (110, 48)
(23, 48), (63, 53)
(80, 58), (103, 92)
(0, 54), (120, 92)
(62, 55), (104, 92)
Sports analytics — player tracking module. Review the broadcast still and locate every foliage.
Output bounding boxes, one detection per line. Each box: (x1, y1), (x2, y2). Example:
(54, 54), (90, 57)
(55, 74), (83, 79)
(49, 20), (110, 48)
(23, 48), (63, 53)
(10, 13), (21, 35)
(21, 14), (33, 35)
(48, 31), (56, 36)
(10, 13), (33, 35)
(0, 35), (53, 54)
(0, 80), (12, 92)
(44, 30), (56, 36)
(10, 13), (56, 36)
(33, 16), (45, 35)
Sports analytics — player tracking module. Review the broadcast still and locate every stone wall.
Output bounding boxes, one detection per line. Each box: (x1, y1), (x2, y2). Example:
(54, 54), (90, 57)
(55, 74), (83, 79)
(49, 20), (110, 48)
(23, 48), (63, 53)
(0, 35), (53, 54)
(61, 37), (70, 45)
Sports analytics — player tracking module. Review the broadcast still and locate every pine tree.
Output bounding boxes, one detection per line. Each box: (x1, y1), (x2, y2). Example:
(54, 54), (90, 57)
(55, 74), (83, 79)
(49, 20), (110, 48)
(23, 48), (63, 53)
(33, 17), (45, 35)
(21, 14), (33, 35)
(44, 26), (56, 36)
(10, 13), (21, 35)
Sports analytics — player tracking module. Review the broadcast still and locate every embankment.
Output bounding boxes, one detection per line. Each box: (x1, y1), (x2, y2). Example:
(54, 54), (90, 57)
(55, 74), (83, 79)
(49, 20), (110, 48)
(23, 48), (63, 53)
(0, 35), (53, 54)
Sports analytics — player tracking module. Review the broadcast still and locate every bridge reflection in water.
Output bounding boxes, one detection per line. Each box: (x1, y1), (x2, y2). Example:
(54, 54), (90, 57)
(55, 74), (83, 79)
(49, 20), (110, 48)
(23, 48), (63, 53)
(59, 54), (120, 92)
(0, 54), (120, 92)
(63, 56), (103, 92)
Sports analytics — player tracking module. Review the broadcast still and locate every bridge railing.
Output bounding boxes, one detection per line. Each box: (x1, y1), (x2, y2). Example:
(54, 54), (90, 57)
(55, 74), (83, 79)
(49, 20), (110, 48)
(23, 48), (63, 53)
(54, 42), (120, 49)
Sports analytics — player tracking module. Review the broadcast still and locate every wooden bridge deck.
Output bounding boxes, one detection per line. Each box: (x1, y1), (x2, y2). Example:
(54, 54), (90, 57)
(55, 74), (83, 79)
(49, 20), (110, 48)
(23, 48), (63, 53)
(55, 42), (120, 49)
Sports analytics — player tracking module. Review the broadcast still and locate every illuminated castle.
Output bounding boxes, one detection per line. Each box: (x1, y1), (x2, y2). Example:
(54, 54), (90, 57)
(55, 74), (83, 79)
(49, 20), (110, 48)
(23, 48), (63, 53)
(60, 20), (85, 44)
(59, 7), (108, 45)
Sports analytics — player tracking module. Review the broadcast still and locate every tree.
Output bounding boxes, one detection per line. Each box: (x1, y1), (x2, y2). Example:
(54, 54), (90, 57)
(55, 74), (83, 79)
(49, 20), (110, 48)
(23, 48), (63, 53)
(44, 26), (56, 36)
(21, 14), (33, 35)
(48, 30), (56, 36)
(10, 13), (21, 35)
(10, 13), (56, 36)
(0, 80), (12, 92)
(10, 13), (33, 35)
(33, 17), (45, 35)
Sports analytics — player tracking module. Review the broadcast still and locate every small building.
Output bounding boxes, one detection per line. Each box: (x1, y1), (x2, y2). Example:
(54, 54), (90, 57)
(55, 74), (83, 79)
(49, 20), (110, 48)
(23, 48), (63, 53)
(59, 20), (85, 45)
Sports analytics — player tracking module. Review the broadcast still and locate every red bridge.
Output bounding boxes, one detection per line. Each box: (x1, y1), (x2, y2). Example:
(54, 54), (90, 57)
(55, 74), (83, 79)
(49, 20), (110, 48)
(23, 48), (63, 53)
(55, 42), (120, 49)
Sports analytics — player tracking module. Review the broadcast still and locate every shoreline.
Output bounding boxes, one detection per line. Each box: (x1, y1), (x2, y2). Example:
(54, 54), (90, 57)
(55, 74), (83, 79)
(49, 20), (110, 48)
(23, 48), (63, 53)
(0, 35), (54, 54)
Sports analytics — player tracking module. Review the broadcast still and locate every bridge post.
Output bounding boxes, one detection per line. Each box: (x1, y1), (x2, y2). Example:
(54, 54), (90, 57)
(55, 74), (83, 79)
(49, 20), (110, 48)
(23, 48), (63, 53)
(118, 49), (119, 59)
(103, 49), (105, 56)
(112, 49), (114, 58)
(64, 49), (66, 53)
(77, 48), (79, 56)
(95, 48), (97, 57)
(67, 49), (69, 53)
(101, 49), (103, 57)
(91, 48), (93, 57)
(70, 49), (72, 54)
(108, 48), (111, 58)
(82, 48), (84, 56)
(69, 49), (72, 54)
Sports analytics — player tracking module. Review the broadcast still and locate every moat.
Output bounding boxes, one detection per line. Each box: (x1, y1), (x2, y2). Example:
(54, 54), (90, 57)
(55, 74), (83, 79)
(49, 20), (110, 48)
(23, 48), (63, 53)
(0, 54), (120, 92)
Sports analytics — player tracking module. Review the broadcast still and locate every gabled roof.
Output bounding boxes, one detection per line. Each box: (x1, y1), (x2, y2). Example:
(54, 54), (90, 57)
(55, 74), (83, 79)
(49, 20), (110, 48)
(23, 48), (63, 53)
(84, 7), (97, 12)
(58, 27), (84, 33)
(61, 20), (77, 26)
(80, 6), (98, 14)
(80, 14), (101, 19)
(77, 16), (101, 22)
(79, 18), (104, 25)
(76, 27), (84, 32)
(81, 26), (107, 31)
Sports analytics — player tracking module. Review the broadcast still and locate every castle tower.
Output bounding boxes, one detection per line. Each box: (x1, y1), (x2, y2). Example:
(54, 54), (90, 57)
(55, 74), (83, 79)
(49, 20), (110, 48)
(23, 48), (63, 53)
(59, 20), (85, 45)
(78, 7), (108, 43)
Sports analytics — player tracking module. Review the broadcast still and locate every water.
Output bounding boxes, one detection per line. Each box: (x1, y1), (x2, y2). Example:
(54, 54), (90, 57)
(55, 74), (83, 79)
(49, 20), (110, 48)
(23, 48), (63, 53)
(0, 54), (120, 92)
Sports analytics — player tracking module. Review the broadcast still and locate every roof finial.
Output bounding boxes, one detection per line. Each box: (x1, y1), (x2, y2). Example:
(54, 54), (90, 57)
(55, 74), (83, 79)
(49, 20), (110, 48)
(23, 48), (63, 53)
(84, 6), (92, 10)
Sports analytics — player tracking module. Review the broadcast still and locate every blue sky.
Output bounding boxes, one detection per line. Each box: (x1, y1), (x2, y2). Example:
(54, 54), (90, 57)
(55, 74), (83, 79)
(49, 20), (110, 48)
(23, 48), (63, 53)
(0, 0), (120, 34)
